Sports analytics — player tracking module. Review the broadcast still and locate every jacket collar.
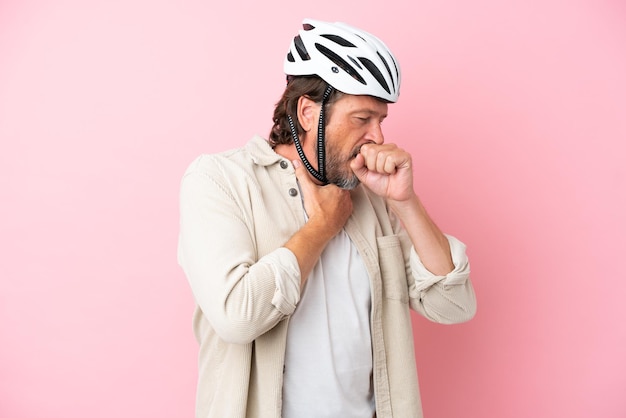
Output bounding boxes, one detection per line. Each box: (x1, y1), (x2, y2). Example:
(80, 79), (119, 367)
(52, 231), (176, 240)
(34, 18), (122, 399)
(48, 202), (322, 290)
(246, 135), (284, 167)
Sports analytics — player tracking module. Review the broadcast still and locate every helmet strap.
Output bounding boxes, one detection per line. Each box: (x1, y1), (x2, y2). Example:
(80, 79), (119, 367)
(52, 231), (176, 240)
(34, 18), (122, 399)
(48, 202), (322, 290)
(288, 84), (334, 185)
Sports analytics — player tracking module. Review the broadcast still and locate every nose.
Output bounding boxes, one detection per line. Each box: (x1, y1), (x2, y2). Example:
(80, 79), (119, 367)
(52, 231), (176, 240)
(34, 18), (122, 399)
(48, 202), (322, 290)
(368, 122), (385, 145)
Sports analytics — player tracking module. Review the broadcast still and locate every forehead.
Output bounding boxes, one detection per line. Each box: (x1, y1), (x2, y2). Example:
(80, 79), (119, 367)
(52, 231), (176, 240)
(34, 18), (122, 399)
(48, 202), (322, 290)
(332, 94), (388, 116)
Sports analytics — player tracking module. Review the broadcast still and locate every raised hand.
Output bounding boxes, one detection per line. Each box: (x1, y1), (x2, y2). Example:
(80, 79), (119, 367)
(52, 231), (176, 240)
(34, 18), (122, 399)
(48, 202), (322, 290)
(350, 143), (416, 203)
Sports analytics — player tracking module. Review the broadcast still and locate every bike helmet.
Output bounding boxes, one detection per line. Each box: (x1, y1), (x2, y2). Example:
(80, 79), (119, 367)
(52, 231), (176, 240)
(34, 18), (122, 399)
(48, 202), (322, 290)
(284, 18), (401, 103)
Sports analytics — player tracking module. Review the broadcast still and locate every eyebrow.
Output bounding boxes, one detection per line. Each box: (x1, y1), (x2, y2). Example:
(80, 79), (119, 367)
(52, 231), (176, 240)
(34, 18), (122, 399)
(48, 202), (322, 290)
(350, 109), (388, 118)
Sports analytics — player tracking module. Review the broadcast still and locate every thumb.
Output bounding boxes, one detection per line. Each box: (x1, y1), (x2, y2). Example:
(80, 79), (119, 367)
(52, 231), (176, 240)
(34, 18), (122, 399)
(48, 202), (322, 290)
(292, 159), (314, 185)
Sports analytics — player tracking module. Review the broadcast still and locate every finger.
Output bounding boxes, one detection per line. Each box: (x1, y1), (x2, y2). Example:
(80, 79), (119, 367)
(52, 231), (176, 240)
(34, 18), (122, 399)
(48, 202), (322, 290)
(292, 159), (312, 184)
(293, 159), (324, 201)
(378, 153), (398, 174)
(360, 144), (383, 171)
(361, 146), (392, 174)
(359, 144), (405, 174)
(350, 153), (368, 179)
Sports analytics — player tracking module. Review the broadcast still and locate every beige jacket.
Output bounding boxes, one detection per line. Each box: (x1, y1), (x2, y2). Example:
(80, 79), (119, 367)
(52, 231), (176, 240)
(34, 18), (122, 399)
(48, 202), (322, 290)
(178, 136), (476, 418)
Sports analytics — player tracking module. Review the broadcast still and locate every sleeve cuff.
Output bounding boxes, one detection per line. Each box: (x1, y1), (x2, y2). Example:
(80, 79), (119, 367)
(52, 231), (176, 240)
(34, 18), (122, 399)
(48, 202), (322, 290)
(269, 247), (302, 315)
(411, 234), (471, 292)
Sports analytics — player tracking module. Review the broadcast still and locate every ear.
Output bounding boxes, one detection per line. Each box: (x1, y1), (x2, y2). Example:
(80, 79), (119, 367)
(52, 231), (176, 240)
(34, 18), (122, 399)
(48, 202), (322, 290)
(297, 96), (320, 133)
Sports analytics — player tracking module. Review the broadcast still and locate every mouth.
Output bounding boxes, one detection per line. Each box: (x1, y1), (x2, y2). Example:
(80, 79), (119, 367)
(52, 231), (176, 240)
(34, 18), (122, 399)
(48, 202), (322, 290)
(350, 141), (374, 159)
(350, 148), (361, 159)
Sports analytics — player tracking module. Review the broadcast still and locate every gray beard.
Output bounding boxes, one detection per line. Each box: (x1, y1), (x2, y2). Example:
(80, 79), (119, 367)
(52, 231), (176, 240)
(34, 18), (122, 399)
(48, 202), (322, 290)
(332, 173), (360, 190)
(324, 151), (360, 190)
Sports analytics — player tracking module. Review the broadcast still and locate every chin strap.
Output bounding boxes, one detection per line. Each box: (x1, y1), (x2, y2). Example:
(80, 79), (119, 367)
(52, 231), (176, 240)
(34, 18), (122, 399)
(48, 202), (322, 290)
(288, 84), (334, 184)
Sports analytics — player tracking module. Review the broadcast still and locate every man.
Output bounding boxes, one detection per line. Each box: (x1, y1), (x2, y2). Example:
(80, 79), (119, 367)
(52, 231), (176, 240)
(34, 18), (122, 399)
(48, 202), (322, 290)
(178, 18), (476, 418)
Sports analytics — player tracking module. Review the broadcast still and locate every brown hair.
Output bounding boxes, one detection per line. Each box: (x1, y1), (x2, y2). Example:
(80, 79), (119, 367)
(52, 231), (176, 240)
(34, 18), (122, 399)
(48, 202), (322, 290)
(269, 75), (343, 147)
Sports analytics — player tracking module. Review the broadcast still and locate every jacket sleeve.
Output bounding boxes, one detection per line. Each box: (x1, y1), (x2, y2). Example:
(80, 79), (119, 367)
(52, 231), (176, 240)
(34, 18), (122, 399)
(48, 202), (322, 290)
(177, 157), (301, 344)
(406, 234), (477, 324)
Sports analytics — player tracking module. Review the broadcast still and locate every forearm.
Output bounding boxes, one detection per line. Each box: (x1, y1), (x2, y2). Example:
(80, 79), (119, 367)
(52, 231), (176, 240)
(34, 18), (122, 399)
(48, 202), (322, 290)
(283, 216), (336, 287)
(388, 194), (454, 276)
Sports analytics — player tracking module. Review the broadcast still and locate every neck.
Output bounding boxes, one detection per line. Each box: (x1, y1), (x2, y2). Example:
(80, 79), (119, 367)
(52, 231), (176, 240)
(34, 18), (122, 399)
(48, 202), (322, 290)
(273, 143), (300, 162)
(273, 142), (325, 186)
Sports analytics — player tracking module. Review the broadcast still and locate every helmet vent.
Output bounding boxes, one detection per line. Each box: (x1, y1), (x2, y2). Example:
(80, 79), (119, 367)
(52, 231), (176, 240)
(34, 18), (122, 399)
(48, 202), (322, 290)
(315, 43), (366, 85)
(348, 55), (363, 70)
(376, 51), (396, 92)
(294, 35), (310, 61)
(358, 57), (390, 94)
(320, 34), (356, 47)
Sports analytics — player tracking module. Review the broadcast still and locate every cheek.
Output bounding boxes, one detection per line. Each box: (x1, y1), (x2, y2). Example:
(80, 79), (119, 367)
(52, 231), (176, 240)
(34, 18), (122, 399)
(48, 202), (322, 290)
(325, 125), (365, 160)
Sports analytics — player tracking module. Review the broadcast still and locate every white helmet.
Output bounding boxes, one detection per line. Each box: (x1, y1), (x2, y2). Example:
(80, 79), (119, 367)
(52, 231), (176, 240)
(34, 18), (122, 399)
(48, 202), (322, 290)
(284, 18), (401, 103)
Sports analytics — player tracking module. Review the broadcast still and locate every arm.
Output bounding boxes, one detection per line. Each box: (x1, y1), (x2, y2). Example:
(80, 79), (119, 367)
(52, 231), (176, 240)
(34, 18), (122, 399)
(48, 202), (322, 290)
(178, 159), (301, 344)
(352, 143), (476, 323)
(178, 157), (352, 344)
(351, 143), (452, 273)
(284, 159), (353, 285)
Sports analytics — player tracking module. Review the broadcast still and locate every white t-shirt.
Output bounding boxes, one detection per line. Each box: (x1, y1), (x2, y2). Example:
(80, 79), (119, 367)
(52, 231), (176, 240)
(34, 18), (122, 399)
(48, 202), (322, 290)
(282, 229), (375, 418)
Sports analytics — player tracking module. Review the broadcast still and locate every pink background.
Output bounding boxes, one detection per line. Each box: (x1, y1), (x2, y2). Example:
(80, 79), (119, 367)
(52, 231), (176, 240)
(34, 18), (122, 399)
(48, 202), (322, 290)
(1, 0), (625, 417)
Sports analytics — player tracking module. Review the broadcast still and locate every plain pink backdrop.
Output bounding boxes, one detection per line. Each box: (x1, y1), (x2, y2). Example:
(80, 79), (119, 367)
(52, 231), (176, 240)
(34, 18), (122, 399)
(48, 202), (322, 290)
(1, 0), (624, 417)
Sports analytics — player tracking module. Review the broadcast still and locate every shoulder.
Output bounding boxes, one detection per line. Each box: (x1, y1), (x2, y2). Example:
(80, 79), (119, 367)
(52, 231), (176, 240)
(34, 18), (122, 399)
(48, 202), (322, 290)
(182, 136), (278, 180)
(183, 150), (242, 178)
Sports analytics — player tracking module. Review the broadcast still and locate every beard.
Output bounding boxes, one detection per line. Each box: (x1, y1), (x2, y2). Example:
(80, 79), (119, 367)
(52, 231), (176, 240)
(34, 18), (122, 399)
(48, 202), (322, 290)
(323, 139), (362, 190)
